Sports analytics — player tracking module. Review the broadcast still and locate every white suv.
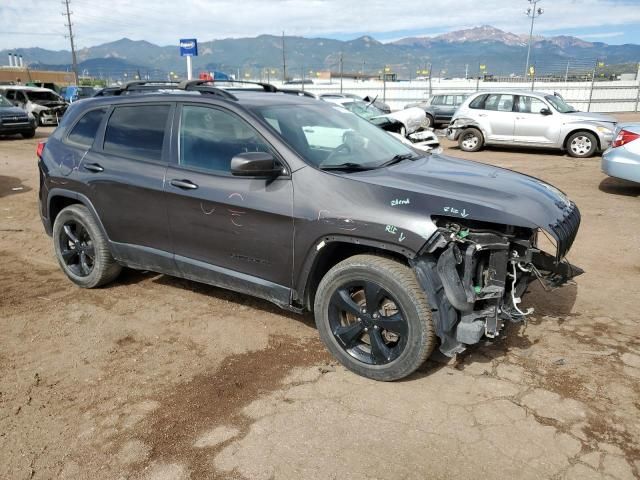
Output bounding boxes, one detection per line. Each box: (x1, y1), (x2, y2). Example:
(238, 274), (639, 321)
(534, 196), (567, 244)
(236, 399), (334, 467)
(446, 91), (616, 158)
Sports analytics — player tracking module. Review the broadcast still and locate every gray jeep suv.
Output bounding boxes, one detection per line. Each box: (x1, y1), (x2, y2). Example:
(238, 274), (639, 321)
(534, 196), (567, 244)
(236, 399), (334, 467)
(37, 80), (582, 381)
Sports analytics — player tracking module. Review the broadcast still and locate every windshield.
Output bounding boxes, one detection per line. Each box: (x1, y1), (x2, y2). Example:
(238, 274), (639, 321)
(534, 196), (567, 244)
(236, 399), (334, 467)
(340, 100), (386, 120)
(0, 95), (12, 107)
(250, 102), (418, 170)
(545, 95), (577, 113)
(26, 91), (62, 103)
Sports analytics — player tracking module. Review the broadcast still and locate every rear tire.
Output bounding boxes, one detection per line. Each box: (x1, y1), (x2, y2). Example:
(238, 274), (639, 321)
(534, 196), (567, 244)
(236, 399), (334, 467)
(52, 204), (121, 288)
(458, 127), (483, 152)
(566, 131), (597, 158)
(424, 114), (434, 128)
(314, 254), (437, 381)
(21, 129), (35, 139)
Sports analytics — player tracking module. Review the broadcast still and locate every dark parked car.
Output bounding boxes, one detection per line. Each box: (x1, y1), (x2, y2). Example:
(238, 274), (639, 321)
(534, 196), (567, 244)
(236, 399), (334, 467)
(38, 81), (582, 381)
(0, 94), (36, 138)
(406, 92), (470, 127)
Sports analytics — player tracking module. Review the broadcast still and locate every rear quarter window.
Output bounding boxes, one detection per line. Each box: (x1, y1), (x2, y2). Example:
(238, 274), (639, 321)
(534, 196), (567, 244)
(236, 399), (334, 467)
(67, 108), (107, 147)
(103, 105), (171, 162)
(469, 94), (488, 109)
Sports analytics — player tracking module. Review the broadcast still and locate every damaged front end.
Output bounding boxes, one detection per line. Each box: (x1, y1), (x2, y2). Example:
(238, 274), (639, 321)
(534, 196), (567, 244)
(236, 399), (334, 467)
(412, 205), (583, 356)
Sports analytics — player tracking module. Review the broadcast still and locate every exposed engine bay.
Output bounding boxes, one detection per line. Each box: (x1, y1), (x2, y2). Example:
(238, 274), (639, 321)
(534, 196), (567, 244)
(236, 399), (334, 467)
(412, 206), (583, 356)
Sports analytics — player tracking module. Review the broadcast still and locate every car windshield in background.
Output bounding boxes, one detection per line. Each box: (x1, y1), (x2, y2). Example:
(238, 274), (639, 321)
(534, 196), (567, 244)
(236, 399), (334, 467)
(341, 100), (386, 120)
(26, 91), (62, 102)
(250, 103), (417, 170)
(0, 96), (12, 107)
(545, 95), (576, 113)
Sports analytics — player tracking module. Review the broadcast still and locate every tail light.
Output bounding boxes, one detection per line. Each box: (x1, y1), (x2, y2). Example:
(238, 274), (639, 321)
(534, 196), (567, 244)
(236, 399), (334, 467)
(36, 141), (46, 159)
(612, 129), (640, 148)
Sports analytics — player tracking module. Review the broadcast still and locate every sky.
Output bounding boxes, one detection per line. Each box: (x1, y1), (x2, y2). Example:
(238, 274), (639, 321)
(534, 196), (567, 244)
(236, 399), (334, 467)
(1, 0), (640, 50)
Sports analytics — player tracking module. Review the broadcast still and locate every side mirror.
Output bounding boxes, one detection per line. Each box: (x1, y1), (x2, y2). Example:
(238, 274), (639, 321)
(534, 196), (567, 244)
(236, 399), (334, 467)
(230, 151), (282, 177)
(540, 108), (552, 116)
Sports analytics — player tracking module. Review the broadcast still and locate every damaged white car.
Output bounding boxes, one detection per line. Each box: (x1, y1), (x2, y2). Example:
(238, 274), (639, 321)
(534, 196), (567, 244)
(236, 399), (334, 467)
(0, 86), (68, 127)
(323, 97), (439, 152)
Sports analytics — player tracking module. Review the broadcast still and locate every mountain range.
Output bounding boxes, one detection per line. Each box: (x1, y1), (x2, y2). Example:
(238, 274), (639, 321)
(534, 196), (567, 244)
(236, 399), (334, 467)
(3, 26), (639, 80)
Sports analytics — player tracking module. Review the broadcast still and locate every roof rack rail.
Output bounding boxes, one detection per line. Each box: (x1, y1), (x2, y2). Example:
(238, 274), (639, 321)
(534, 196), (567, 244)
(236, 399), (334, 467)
(181, 79), (278, 93)
(121, 80), (181, 91)
(177, 80), (238, 100)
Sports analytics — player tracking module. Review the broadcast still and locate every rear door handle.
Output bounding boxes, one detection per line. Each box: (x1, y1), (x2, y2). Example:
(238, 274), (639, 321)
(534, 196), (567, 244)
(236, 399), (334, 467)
(83, 163), (104, 173)
(478, 113), (488, 117)
(170, 179), (199, 190)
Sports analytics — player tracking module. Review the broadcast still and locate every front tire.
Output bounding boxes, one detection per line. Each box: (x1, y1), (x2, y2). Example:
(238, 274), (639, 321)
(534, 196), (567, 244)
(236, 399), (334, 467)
(52, 204), (121, 288)
(314, 255), (436, 381)
(458, 127), (483, 152)
(566, 131), (597, 158)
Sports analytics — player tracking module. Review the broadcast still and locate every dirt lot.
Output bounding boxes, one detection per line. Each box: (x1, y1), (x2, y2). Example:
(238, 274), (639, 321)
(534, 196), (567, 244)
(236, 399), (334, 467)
(1, 115), (640, 480)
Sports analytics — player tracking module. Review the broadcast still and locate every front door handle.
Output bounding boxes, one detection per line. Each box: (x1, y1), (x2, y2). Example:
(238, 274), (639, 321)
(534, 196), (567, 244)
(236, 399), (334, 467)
(170, 179), (199, 190)
(83, 163), (104, 173)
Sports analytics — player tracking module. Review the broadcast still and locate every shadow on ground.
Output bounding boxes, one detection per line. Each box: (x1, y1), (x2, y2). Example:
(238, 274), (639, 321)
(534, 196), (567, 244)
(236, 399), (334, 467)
(599, 176), (640, 197)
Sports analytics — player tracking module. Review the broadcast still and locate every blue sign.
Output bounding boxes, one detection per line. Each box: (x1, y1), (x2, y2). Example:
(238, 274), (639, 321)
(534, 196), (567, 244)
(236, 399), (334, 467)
(179, 38), (198, 57)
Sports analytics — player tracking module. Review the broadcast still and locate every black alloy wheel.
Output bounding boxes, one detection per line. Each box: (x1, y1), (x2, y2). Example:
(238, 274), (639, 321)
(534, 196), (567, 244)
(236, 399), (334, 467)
(58, 220), (95, 277)
(328, 280), (409, 365)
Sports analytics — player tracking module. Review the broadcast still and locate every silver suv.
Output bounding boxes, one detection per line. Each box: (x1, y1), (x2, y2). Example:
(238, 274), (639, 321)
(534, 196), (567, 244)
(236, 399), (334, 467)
(447, 91), (616, 158)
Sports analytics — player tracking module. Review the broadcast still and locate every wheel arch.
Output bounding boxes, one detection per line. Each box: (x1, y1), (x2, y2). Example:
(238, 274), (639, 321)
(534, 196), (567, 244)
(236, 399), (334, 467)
(295, 236), (415, 311)
(47, 189), (110, 240)
(563, 128), (601, 151)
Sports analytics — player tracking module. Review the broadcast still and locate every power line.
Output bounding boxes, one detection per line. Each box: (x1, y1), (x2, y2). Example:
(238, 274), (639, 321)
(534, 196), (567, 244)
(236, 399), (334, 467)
(62, 0), (79, 83)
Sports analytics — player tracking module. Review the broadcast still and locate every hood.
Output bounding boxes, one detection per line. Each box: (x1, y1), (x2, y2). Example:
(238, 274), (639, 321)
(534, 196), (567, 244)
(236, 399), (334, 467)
(353, 153), (573, 237)
(0, 106), (29, 118)
(564, 111), (616, 124)
(32, 100), (67, 109)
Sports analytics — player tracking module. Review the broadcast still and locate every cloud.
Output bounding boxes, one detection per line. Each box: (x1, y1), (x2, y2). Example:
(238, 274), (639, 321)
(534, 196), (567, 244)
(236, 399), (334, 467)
(0, 0), (639, 50)
(569, 31), (625, 39)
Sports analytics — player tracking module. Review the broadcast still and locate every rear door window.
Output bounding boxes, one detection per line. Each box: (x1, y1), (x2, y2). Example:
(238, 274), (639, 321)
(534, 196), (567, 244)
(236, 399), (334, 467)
(103, 105), (171, 162)
(443, 95), (455, 106)
(67, 108), (107, 147)
(484, 94), (515, 112)
(430, 95), (443, 106)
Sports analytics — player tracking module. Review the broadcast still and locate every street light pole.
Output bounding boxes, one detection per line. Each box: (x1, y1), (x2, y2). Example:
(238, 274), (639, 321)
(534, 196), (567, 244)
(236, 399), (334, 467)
(524, 0), (543, 78)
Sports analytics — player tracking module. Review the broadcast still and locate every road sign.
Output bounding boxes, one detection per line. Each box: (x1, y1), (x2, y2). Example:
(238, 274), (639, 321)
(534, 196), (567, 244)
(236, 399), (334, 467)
(529, 66), (535, 76)
(479, 64), (486, 71)
(598, 61), (605, 68)
(179, 39), (198, 57)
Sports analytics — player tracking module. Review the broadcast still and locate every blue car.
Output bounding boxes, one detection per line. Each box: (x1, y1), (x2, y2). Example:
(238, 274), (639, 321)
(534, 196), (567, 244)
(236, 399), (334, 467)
(60, 86), (96, 103)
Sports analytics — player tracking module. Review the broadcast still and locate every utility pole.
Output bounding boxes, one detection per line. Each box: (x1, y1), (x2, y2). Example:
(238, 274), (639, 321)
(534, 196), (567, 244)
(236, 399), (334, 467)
(281, 31), (287, 82)
(339, 51), (344, 93)
(587, 59), (599, 112)
(524, 0), (544, 78)
(564, 60), (570, 83)
(62, 0), (79, 84)
(465, 63), (469, 80)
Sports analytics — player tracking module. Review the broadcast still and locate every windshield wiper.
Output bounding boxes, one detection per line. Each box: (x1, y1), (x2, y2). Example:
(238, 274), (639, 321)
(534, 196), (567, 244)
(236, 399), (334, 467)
(319, 162), (373, 172)
(376, 153), (420, 169)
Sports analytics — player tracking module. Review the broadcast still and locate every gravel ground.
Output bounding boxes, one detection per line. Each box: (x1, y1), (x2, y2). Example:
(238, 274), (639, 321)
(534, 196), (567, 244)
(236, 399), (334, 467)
(1, 114), (639, 480)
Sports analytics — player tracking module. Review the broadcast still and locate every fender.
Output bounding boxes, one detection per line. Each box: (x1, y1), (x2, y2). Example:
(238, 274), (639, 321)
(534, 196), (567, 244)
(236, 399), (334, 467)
(46, 188), (110, 240)
(447, 117), (489, 141)
(294, 233), (420, 305)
